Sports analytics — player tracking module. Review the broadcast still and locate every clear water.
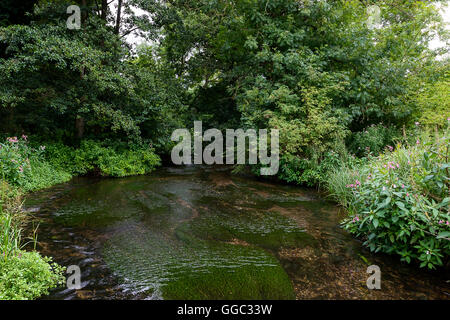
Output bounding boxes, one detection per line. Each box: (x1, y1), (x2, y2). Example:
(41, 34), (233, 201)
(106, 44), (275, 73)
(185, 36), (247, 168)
(25, 166), (450, 300)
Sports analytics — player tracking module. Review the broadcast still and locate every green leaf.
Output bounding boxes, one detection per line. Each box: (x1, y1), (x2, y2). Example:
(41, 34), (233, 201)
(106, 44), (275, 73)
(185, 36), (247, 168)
(437, 231), (450, 239)
(373, 219), (379, 228)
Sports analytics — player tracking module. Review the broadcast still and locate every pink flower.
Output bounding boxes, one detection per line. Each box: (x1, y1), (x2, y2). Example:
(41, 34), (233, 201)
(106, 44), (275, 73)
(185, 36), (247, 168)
(7, 137), (18, 143)
(415, 122), (420, 126)
(18, 166), (23, 173)
(439, 220), (444, 224)
(401, 184), (405, 189)
(416, 139), (420, 145)
(387, 145), (393, 151)
(406, 193), (410, 197)
(21, 134), (27, 141)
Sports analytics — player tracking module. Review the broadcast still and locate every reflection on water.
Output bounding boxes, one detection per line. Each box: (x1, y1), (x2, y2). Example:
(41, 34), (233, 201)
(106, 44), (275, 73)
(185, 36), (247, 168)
(25, 166), (449, 300)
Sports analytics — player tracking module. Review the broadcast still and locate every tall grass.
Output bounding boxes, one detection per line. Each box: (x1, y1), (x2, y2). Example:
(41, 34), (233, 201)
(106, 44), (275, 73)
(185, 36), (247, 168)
(0, 181), (25, 262)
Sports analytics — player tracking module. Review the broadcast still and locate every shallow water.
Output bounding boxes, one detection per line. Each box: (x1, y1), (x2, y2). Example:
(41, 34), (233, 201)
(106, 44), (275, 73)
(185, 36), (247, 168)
(25, 166), (449, 300)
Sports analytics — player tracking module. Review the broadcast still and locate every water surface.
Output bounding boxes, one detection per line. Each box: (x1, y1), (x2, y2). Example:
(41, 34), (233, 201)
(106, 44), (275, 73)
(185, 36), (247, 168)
(25, 166), (450, 299)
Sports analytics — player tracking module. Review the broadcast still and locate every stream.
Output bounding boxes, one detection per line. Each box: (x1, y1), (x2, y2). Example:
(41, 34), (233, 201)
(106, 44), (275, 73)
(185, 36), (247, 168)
(24, 166), (449, 300)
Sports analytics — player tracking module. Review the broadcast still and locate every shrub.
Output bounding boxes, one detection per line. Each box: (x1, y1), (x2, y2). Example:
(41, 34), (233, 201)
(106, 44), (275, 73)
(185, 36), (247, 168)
(0, 250), (65, 300)
(348, 124), (401, 157)
(44, 140), (161, 178)
(0, 136), (33, 187)
(0, 136), (71, 191)
(278, 141), (361, 188)
(329, 129), (450, 269)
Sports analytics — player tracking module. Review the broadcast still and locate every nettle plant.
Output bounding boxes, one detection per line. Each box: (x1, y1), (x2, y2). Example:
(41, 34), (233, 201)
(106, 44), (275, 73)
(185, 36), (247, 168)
(342, 132), (450, 269)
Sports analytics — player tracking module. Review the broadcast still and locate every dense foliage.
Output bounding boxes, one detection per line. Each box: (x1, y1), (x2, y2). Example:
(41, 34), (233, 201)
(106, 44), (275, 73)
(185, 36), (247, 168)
(0, 0), (449, 300)
(328, 128), (450, 269)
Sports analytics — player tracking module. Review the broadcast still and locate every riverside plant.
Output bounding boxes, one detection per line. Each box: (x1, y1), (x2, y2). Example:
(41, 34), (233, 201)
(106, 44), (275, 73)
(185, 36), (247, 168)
(0, 135), (44, 187)
(0, 178), (65, 300)
(336, 128), (450, 269)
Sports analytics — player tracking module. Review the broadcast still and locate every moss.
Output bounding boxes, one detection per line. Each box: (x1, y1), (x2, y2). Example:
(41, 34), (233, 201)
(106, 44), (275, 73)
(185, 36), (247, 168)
(103, 225), (296, 300)
(162, 264), (295, 300)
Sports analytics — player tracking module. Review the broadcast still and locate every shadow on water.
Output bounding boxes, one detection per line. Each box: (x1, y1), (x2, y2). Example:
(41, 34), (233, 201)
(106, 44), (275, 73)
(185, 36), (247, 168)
(24, 166), (450, 300)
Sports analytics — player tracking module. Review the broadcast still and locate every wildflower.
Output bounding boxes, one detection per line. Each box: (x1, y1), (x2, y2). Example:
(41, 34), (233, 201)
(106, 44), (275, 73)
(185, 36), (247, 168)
(447, 221), (450, 226)
(383, 186), (386, 191)
(438, 220), (444, 224)
(406, 193), (410, 197)
(401, 184), (405, 189)
(7, 137), (18, 143)
(426, 250), (430, 255)
(19, 166), (23, 173)
(40, 145), (46, 151)
(415, 122), (420, 126)
(416, 139), (420, 145)
(388, 145), (393, 151)
(21, 134), (27, 141)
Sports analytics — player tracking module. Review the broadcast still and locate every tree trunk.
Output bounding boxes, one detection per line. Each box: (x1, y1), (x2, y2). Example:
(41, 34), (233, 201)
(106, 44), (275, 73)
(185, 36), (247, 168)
(101, 0), (108, 21)
(75, 117), (85, 139)
(114, 0), (123, 35)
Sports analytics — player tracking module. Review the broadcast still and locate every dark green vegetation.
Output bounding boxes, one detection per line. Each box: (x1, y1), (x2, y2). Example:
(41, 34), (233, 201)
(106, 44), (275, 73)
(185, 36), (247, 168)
(0, 0), (449, 299)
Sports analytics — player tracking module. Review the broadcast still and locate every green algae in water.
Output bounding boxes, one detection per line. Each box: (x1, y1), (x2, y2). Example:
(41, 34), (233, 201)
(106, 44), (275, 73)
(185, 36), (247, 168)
(44, 170), (313, 299)
(102, 223), (295, 300)
(181, 207), (316, 250)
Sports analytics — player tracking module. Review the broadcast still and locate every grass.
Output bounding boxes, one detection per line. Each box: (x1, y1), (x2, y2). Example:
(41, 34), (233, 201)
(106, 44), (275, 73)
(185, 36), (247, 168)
(0, 180), (65, 300)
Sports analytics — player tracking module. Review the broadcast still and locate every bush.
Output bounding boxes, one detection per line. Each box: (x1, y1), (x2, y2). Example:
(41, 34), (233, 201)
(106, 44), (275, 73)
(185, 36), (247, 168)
(348, 124), (401, 157)
(329, 129), (450, 269)
(0, 136), (161, 191)
(0, 250), (65, 300)
(44, 140), (161, 178)
(277, 141), (361, 188)
(0, 136), (71, 191)
(0, 136), (33, 187)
